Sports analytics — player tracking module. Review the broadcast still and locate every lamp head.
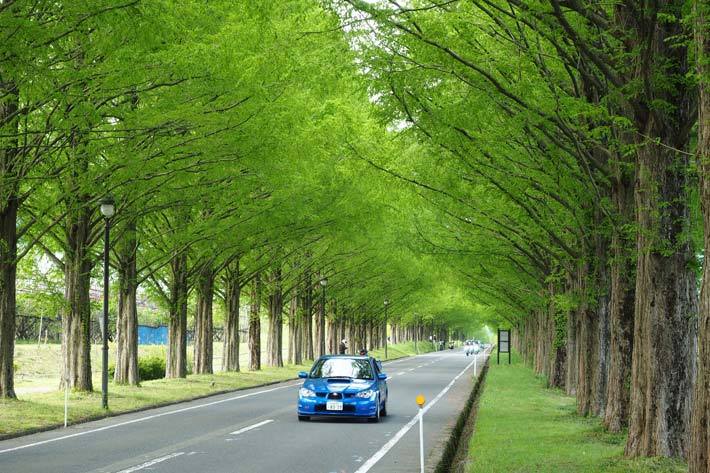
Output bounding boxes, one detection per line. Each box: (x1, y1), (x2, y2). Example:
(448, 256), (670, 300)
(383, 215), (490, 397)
(99, 195), (115, 218)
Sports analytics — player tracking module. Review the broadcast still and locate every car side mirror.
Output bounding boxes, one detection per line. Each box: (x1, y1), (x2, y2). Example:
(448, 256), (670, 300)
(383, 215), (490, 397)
(378, 373), (388, 380)
(298, 371), (308, 379)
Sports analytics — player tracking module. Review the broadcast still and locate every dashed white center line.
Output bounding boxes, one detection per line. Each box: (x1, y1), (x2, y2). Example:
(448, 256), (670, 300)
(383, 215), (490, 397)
(407, 368), (415, 372)
(230, 419), (274, 436)
(396, 371), (405, 376)
(116, 452), (185, 473)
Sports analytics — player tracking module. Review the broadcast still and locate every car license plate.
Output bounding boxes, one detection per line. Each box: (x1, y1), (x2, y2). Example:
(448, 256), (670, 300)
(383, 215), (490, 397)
(326, 401), (343, 411)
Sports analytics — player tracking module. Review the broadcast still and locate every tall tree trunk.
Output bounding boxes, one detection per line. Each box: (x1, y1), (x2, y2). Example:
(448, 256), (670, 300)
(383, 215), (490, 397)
(193, 263), (214, 374)
(614, 0), (698, 458)
(61, 203), (94, 392)
(0, 77), (18, 399)
(114, 218), (139, 385)
(339, 316), (347, 348)
(0, 195), (16, 399)
(593, 250), (611, 418)
(565, 277), (579, 395)
(222, 259), (240, 372)
(690, 1), (710, 469)
(248, 273), (262, 371)
(288, 289), (301, 365)
(222, 258), (242, 372)
(327, 301), (337, 355)
(348, 319), (357, 354)
(549, 285), (567, 389)
(301, 274), (313, 360)
(314, 284), (326, 358)
(166, 252), (188, 378)
(576, 303), (597, 417)
(266, 268), (283, 367)
(626, 141), (698, 458)
(367, 321), (374, 351)
(604, 172), (636, 433)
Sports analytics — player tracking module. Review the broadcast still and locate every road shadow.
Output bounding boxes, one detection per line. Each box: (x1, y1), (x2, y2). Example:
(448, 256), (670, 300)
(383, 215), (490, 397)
(301, 415), (396, 424)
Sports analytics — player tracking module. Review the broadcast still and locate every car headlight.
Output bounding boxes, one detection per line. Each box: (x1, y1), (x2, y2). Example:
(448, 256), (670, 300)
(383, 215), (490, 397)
(356, 389), (376, 399)
(299, 388), (316, 398)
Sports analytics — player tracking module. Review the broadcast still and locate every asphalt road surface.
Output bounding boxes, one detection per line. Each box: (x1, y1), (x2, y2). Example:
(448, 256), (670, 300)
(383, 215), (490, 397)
(0, 350), (488, 473)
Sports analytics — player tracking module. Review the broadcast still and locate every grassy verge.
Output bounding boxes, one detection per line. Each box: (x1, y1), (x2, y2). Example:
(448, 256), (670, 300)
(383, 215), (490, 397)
(369, 340), (436, 361)
(2, 341), (430, 438)
(466, 354), (687, 473)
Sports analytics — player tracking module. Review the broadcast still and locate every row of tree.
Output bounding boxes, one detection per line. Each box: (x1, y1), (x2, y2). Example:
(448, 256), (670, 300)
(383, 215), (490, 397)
(0, 0), (483, 404)
(342, 0), (708, 470)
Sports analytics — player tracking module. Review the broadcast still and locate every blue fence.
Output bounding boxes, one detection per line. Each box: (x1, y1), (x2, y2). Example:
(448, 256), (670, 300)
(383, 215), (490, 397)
(138, 325), (168, 345)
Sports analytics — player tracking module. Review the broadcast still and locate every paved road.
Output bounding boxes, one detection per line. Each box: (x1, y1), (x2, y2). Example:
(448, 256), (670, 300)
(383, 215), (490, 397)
(0, 350), (488, 473)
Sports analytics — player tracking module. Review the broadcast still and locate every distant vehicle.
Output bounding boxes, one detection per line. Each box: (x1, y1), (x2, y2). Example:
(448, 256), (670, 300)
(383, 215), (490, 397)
(464, 340), (481, 356)
(297, 355), (388, 422)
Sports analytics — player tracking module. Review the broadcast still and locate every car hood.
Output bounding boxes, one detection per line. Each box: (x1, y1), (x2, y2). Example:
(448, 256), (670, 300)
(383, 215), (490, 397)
(303, 378), (376, 393)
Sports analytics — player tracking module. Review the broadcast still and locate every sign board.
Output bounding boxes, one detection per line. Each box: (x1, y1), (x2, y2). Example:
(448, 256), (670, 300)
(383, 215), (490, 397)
(497, 329), (511, 364)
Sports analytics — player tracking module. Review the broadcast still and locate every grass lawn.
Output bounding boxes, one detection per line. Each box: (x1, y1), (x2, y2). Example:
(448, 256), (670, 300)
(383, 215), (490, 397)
(13, 340), (277, 393)
(466, 355), (688, 473)
(370, 340), (436, 361)
(2, 341), (433, 438)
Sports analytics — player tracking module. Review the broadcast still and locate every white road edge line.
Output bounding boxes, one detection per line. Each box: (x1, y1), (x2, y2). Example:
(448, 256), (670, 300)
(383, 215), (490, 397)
(116, 452), (184, 473)
(0, 382), (301, 455)
(230, 419), (274, 436)
(354, 354), (488, 473)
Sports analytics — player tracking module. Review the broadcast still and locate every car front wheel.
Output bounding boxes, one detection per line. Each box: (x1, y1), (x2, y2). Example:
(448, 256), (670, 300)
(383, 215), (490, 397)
(368, 396), (381, 423)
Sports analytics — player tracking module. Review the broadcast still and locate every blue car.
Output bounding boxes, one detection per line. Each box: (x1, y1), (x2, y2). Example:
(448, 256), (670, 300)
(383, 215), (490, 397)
(297, 355), (388, 422)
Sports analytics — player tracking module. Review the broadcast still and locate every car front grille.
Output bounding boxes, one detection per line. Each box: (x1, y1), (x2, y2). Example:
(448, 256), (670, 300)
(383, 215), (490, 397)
(316, 392), (357, 399)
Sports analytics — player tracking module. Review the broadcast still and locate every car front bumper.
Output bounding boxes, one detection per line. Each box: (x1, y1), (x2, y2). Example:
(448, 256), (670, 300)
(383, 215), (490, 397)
(298, 396), (378, 417)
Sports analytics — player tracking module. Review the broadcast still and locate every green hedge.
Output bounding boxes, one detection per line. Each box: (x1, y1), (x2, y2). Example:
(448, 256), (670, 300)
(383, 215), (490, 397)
(109, 355), (166, 382)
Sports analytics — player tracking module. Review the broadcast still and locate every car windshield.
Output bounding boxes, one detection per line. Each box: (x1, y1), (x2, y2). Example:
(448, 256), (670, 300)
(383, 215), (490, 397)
(310, 358), (373, 380)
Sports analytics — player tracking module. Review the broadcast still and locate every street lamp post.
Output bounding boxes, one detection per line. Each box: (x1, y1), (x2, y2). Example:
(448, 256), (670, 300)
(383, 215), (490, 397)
(99, 195), (115, 410)
(319, 277), (327, 356)
(384, 299), (389, 360)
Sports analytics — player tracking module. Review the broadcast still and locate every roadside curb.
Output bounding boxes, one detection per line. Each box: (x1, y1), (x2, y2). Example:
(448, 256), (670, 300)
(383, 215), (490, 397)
(0, 352), (424, 443)
(433, 354), (490, 473)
